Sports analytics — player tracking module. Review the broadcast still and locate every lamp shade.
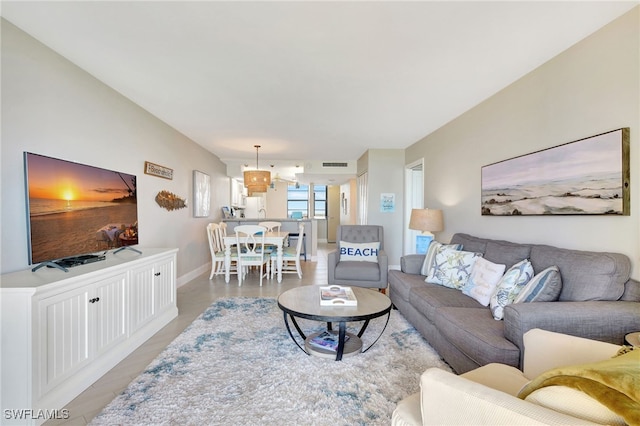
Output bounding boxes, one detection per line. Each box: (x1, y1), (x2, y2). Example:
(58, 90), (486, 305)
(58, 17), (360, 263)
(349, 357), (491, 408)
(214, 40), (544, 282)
(409, 208), (444, 233)
(243, 170), (271, 195)
(243, 144), (271, 195)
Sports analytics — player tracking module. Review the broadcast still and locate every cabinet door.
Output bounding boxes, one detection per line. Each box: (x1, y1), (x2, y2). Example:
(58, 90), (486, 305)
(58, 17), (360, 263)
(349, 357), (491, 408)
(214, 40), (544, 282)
(129, 264), (156, 333)
(38, 288), (90, 397)
(92, 273), (127, 356)
(154, 256), (176, 314)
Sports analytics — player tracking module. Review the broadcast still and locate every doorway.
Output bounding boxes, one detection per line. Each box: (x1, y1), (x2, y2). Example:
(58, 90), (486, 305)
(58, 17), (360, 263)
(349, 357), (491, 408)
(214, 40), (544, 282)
(404, 159), (424, 255)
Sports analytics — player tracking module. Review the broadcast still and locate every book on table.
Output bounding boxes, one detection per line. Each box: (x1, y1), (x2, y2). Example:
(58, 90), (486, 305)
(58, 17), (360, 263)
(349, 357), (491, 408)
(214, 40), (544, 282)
(308, 330), (350, 352)
(319, 285), (357, 306)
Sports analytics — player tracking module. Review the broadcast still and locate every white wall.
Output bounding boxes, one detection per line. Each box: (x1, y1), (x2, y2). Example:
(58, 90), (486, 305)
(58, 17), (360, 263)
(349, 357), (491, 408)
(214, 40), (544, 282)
(405, 7), (640, 279)
(1, 19), (229, 282)
(360, 149), (405, 268)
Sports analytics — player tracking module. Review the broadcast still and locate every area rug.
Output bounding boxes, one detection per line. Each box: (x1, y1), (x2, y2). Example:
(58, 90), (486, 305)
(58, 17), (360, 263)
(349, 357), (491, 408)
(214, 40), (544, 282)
(91, 297), (450, 426)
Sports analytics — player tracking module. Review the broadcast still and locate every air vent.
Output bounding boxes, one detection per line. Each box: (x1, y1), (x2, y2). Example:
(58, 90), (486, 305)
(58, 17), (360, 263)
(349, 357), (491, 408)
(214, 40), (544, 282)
(322, 162), (348, 168)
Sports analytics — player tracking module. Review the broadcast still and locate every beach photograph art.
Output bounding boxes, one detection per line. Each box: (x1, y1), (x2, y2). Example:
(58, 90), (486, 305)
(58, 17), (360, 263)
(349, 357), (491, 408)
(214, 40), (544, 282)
(481, 128), (630, 216)
(25, 152), (138, 264)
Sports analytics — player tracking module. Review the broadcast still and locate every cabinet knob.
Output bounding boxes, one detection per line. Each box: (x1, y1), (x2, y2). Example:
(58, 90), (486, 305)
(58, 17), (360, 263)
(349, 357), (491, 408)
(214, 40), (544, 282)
(154, 272), (161, 276)
(89, 297), (100, 304)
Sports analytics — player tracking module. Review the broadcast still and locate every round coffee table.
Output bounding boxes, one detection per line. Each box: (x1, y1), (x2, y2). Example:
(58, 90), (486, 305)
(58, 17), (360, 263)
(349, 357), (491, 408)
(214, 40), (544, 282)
(277, 286), (392, 361)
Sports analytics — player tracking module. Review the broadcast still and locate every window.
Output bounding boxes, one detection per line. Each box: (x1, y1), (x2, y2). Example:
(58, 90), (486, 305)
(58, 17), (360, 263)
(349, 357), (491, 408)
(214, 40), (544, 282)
(287, 184), (327, 218)
(287, 184), (309, 218)
(313, 185), (327, 218)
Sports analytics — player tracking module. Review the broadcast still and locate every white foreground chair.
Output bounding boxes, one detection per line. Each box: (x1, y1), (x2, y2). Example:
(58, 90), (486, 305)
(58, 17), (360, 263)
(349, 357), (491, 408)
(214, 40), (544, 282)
(235, 225), (269, 286)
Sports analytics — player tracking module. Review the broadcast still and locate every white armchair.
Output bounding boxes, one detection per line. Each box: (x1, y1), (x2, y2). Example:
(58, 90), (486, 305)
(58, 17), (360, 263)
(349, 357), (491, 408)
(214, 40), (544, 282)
(392, 329), (626, 425)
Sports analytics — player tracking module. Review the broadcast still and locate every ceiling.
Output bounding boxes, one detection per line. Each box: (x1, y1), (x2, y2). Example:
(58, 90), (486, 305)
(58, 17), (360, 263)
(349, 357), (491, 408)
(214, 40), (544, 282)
(2, 1), (637, 184)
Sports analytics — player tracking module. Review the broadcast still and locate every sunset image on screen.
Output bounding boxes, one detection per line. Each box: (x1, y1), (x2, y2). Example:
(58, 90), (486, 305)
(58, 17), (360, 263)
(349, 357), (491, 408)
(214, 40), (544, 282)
(25, 152), (138, 264)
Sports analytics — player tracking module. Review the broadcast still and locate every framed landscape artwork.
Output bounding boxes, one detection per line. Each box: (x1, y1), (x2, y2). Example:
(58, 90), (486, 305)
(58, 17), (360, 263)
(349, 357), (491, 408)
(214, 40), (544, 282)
(481, 128), (630, 216)
(193, 170), (211, 217)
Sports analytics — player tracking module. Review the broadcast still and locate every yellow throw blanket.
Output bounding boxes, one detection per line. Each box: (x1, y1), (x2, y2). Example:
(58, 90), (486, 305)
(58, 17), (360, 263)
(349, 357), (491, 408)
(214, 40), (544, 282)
(518, 349), (640, 425)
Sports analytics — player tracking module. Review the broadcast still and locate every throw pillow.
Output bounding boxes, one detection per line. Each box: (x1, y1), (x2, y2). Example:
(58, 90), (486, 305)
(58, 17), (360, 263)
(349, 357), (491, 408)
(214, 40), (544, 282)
(426, 246), (482, 289)
(514, 265), (562, 303)
(420, 241), (462, 276)
(461, 257), (506, 306)
(489, 259), (533, 320)
(339, 241), (380, 263)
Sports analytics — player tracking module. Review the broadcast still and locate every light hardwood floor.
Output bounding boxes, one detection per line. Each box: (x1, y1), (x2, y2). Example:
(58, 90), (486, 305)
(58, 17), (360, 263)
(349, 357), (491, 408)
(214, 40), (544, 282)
(46, 243), (335, 425)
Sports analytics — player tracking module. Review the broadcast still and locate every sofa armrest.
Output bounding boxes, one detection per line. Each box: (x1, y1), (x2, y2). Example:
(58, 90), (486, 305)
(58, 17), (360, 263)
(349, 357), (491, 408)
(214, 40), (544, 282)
(521, 329), (621, 379)
(400, 254), (425, 275)
(419, 368), (599, 425)
(503, 301), (640, 366)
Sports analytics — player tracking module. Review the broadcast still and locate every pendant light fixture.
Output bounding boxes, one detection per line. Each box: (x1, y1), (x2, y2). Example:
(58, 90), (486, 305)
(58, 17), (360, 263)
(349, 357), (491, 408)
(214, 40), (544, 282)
(243, 145), (271, 196)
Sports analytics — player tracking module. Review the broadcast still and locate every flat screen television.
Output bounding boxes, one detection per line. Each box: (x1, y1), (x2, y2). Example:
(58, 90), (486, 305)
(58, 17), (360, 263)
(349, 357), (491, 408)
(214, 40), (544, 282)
(24, 152), (138, 268)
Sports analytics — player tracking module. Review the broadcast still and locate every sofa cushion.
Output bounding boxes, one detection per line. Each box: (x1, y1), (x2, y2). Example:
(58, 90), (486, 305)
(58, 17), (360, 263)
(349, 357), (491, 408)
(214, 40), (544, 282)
(334, 261), (379, 281)
(435, 307), (520, 367)
(410, 284), (483, 323)
(490, 259), (534, 320)
(426, 246), (482, 289)
(514, 266), (562, 303)
(462, 257), (506, 306)
(530, 245), (630, 301)
(389, 270), (427, 303)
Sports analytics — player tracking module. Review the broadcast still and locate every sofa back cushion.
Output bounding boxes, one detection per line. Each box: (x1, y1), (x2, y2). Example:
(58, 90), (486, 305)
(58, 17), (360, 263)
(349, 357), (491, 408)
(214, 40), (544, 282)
(450, 233), (487, 254)
(451, 233), (531, 269)
(484, 241), (531, 270)
(530, 245), (630, 301)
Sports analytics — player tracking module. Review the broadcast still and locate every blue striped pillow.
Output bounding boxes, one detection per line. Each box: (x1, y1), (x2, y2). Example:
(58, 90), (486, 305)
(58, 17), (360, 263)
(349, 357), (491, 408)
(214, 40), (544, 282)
(514, 266), (563, 303)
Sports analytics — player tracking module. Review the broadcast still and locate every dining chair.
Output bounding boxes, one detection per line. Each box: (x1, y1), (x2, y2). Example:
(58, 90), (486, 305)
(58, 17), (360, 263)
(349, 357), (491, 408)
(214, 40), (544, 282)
(207, 223), (237, 279)
(258, 221), (282, 276)
(235, 225), (269, 286)
(206, 223), (223, 279)
(271, 222), (304, 279)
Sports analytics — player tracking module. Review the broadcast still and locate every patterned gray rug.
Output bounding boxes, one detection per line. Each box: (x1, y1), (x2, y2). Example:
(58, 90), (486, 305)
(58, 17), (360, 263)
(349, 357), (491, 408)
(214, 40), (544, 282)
(91, 297), (450, 426)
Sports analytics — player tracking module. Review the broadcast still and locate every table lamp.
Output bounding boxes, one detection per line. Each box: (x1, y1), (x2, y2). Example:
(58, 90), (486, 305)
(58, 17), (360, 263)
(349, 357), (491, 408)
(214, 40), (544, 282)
(409, 208), (444, 253)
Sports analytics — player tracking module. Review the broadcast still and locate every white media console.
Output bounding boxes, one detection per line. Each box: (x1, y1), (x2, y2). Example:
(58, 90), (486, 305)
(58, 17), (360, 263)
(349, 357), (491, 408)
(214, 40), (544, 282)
(1, 248), (179, 425)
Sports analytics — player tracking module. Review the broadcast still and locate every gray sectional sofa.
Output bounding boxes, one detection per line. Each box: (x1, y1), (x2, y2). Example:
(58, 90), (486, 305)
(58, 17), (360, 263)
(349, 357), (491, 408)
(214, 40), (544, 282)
(388, 233), (640, 374)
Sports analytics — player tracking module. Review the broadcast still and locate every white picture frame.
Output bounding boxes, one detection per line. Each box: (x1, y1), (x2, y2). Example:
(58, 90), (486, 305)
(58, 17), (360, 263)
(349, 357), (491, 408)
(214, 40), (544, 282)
(193, 170), (211, 217)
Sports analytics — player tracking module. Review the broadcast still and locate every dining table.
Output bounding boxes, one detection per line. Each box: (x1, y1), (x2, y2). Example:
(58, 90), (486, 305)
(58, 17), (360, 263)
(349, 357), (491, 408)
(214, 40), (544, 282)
(223, 231), (289, 283)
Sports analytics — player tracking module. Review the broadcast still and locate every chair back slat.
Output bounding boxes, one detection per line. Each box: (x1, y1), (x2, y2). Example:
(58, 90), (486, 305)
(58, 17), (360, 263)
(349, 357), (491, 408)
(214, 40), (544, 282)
(235, 225), (267, 257)
(258, 221), (282, 233)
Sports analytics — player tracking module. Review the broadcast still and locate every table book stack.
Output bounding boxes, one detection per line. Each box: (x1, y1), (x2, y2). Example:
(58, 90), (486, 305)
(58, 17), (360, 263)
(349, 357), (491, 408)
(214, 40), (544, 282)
(308, 331), (350, 352)
(319, 285), (357, 306)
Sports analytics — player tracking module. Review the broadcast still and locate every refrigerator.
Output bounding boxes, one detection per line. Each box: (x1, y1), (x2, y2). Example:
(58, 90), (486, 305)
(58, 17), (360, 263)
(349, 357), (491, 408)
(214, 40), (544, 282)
(244, 195), (266, 218)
